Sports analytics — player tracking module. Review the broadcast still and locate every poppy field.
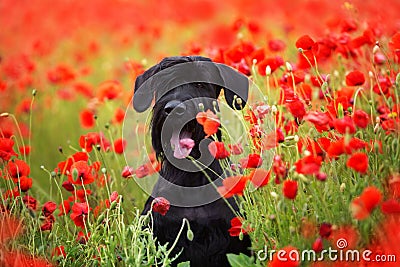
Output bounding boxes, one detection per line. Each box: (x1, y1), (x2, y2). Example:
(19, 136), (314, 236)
(1, 0), (400, 266)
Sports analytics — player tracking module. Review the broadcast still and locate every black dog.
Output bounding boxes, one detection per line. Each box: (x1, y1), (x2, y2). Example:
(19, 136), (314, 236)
(133, 56), (251, 266)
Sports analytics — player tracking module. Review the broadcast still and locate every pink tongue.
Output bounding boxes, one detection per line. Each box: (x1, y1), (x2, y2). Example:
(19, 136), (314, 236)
(171, 131), (193, 159)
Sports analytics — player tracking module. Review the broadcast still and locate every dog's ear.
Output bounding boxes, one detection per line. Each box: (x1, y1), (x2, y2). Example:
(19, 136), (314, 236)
(217, 64), (249, 110)
(133, 56), (212, 112)
(133, 63), (161, 113)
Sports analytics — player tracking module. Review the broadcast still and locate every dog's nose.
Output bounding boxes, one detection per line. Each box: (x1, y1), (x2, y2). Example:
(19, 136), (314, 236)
(164, 100), (186, 116)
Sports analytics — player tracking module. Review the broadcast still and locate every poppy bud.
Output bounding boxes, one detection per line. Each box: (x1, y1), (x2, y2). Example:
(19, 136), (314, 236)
(72, 168), (79, 181)
(340, 183), (346, 192)
(198, 103), (204, 111)
(372, 46), (380, 56)
(285, 62), (292, 72)
(265, 65), (272, 76)
(187, 229), (194, 241)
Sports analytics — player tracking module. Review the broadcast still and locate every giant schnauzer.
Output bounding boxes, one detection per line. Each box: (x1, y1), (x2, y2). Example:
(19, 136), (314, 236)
(133, 56), (251, 266)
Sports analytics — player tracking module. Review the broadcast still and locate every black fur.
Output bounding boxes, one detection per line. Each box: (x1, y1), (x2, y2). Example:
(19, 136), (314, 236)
(134, 56), (251, 266)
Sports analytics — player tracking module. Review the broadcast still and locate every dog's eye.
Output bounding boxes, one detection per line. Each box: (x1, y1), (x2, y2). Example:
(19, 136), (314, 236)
(195, 83), (205, 89)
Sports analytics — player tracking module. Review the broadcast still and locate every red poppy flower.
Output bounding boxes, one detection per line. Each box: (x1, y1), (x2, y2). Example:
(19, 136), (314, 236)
(283, 180), (298, 200)
(18, 145), (31, 156)
(6, 159), (30, 181)
(329, 226), (359, 250)
(40, 217), (54, 231)
(249, 48), (265, 63)
(121, 166), (134, 178)
(135, 164), (150, 178)
(272, 155), (288, 183)
(381, 199), (400, 214)
(101, 192), (118, 210)
(319, 222), (332, 238)
(374, 52), (386, 65)
(297, 83), (312, 102)
(196, 110), (220, 137)
(47, 64), (76, 84)
(312, 237), (323, 253)
(18, 176), (32, 192)
(268, 246), (300, 267)
(228, 217), (251, 236)
(239, 153), (262, 169)
(75, 189), (92, 203)
(297, 137), (327, 158)
(273, 126), (286, 143)
(351, 186), (382, 220)
(303, 111), (331, 130)
(333, 116), (356, 134)
(0, 138), (18, 161)
(79, 132), (110, 152)
(347, 137), (368, 153)
(97, 80), (123, 102)
(113, 138), (126, 154)
(268, 39), (286, 52)
(296, 35), (315, 50)
(353, 109), (369, 128)
(70, 202), (90, 228)
(67, 161), (95, 185)
(208, 141), (230, 160)
(244, 110), (258, 125)
(22, 195), (37, 210)
(373, 76), (392, 95)
(62, 180), (74, 192)
(389, 32), (400, 51)
(113, 107), (125, 124)
(53, 246), (66, 258)
(3, 251), (54, 267)
(294, 155), (322, 175)
(249, 168), (270, 188)
(76, 231), (90, 244)
(254, 104), (270, 120)
(57, 151), (89, 175)
(316, 172), (327, 181)
(0, 213), (23, 245)
(42, 201), (57, 217)
(73, 81), (94, 98)
(80, 108), (95, 129)
(345, 70), (365, 86)
(327, 137), (367, 158)
(217, 175), (249, 198)
(3, 187), (20, 199)
(258, 129), (275, 150)
(347, 152), (368, 174)
(257, 56), (284, 75)
(228, 143), (243, 155)
(152, 197), (170, 216)
(286, 98), (306, 119)
(388, 173), (400, 198)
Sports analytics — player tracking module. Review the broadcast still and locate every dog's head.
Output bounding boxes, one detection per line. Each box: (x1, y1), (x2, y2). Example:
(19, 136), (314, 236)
(133, 56), (249, 162)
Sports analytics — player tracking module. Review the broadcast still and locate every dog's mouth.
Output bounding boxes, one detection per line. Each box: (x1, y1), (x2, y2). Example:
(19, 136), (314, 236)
(170, 129), (195, 159)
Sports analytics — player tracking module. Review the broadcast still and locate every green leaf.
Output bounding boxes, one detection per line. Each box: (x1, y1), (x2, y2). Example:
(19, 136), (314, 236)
(177, 261), (190, 267)
(227, 253), (258, 267)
